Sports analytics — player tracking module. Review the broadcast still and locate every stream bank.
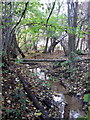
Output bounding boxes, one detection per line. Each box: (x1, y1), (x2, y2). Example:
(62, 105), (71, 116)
(2, 59), (89, 120)
(25, 63), (86, 119)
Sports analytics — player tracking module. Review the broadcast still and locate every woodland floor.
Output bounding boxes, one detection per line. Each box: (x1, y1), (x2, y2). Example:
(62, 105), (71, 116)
(2, 50), (90, 120)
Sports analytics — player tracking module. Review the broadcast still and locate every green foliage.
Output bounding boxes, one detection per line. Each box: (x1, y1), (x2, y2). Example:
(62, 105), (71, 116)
(75, 49), (85, 55)
(0, 63), (4, 67)
(84, 94), (90, 102)
(0, 51), (7, 68)
(61, 60), (71, 67)
(6, 108), (21, 118)
(0, 51), (7, 56)
(67, 26), (76, 34)
(36, 110), (42, 116)
(36, 112), (42, 116)
(77, 95), (90, 120)
(15, 0), (68, 52)
(5, 89), (26, 118)
(53, 62), (62, 67)
(42, 81), (51, 87)
(39, 78), (51, 87)
(76, 116), (88, 120)
(70, 51), (82, 60)
(49, 76), (57, 82)
(2, 70), (9, 73)
(46, 81), (51, 87)
(29, 72), (35, 77)
(15, 59), (23, 64)
(76, 105), (90, 120)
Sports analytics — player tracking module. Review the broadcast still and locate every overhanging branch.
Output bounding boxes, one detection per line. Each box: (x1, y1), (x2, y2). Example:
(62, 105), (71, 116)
(46, 0), (56, 27)
(10, 2), (29, 35)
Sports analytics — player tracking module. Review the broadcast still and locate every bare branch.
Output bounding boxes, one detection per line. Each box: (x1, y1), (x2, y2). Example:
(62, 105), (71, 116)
(46, 0), (56, 27)
(10, 2), (29, 35)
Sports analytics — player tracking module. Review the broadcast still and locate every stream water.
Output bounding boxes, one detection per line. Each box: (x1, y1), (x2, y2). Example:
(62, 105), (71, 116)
(26, 64), (86, 119)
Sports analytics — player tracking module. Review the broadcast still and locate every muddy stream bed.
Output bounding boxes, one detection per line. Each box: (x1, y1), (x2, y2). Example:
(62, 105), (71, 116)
(25, 63), (86, 119)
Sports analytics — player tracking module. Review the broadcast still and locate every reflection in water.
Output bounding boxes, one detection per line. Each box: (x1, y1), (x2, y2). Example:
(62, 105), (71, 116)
(29, 67), (85, 119)
(29, 67), (49, 80)
(70, 110), (83, 119)
(52, 93), (65, 118)
(52, 94), (84, 119)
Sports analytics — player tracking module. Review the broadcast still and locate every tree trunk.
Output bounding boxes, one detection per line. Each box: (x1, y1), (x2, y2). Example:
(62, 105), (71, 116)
(80, 38), (83, 50)
(2, 2), (13, 62)
(48, 37), (57, 53)
(67, 1), (78, 71)
(60, 39), (68, 56)
(11, 58), (90, 63)
(7, 32), (25, 58)
(43, 37), (49, 53)
(13, 33), (25, 58)
(24, 37), (28, 52)
(68, 1), (78, 58)
(87, 2), (90, 81)
(87, 2), (90, 48)
(2, 2), (28, 62)
(76, 37), (80, 50)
